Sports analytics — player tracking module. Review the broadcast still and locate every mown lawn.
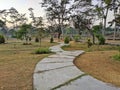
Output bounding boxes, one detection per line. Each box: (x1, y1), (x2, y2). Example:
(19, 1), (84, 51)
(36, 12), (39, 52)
(63, 41), (120, 87)
(0, 40), (57, 90)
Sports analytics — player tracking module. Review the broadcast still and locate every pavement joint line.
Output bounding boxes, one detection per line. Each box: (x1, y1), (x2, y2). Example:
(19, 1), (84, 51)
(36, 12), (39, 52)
(40, 61), (72, 64)
(35, 65), (74, 74)
(50, 74), (87, 90)
(47, 57), (75, 59)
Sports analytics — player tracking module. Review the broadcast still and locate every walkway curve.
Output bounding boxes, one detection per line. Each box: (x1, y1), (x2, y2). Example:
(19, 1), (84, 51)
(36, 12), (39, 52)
(33, 43), (120, 90)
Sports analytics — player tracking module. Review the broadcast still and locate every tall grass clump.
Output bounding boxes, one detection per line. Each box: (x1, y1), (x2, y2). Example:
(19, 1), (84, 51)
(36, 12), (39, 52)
(35, 48), (51, 54)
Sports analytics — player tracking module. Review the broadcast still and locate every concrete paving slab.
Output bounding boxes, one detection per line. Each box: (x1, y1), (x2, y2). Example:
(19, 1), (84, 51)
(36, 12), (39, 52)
(39, 57), (74, 63)
(33, 66), (84, 90)
(58, 76), (120, 90)
(34, 61), (74, 72)
(48, 54), (75, 59)
(59, 50), (84, 56)
(33, 43), (120, 90)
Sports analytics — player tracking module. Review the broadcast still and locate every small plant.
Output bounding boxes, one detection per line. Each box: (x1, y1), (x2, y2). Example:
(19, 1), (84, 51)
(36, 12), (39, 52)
(35, 48), (51, 54)
(50, 37), (54, 43)
(23, 43), (32, 45)
(0, 34), (5, 44)
(74, 35), (80, 42)
(96, 35), (105, 45)
(113, 46), (120, 61)
(64, 36), (70, 44)
(87, 38), (92, 48)
(35, 37), (39, 42)
(113, 54), (120, 61)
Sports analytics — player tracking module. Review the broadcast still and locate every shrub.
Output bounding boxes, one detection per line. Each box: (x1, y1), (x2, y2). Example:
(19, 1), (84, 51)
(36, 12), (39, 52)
(99, 36), (105, 45)
(74, 35), (80, 42)
(96, 35), (105, 45)
(64, 36), (70, 44)
(23, 43), (32, 45)
(0, 35), (5, 44)
(35, 37), (39, 42)
(113, 54), (120, 61)
(87, 38), (92, 48)
(50, 37), (54, 43)
(35, 48), (51, 54)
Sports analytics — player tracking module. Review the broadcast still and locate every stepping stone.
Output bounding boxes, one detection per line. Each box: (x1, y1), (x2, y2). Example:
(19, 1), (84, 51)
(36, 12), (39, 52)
(59, 76), (120, 90)
(40, 57), (74, 63)
(48, 54), (75, 59)
(58, 51), (84, 57)
(33, 43), (120, 90)
(33, 66), (84, 90)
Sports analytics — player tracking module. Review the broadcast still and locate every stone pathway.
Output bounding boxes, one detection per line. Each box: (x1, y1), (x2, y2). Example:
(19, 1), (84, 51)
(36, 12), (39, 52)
(33, 43), (120, 90)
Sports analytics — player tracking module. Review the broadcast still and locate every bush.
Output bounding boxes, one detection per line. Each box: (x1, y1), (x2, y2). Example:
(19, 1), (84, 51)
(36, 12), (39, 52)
(113, 54), (120, 61)
(0, 35), (5, 44)
(35, 48), (51, 54)
(74, 35), (80, 42)
(35, 37), (39, 42)
(87, 38), (92, 48)
(23, 43), (32, 45)
(99, 36), (105, 45)
(96, 35), (105, 45)
(64, 36), (70, 44)
(50, 37), (54, 43)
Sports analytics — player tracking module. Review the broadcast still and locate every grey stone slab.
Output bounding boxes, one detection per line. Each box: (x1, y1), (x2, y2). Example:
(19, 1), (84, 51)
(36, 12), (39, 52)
(48, 54), (75, 59)
(58, 76), (120, 90)
(33, 43), (120, 90)
(34, 62), (74, 72)
(33, 66), (84, 90)
(49, 45), (64, 53)
(40, 57), (74, 63)
(59, 50), (84, 56)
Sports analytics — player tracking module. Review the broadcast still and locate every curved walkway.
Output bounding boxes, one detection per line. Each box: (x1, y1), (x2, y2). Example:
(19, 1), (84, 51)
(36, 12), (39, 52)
(33, 43), (120, 90)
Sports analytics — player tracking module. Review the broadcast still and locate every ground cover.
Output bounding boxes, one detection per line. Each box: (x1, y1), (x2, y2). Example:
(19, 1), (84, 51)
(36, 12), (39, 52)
(63, 41), (120, 87)
(0, 40), (57, 90)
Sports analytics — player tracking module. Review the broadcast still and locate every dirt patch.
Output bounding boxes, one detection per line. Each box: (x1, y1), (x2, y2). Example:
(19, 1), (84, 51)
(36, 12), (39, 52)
(74, 50), (120, 87)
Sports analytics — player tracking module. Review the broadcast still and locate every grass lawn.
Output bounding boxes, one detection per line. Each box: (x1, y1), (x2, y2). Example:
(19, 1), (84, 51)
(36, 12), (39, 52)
(0, 40), (57, 90)
(63, 41), (120, 87)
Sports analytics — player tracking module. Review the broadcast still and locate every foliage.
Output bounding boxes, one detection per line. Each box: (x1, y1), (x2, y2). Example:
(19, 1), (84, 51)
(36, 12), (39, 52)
(0, 34), (5, 44)
(17, 24), (32, 41)
(23, 43), (32, 45)
(34, 48), (51, 54)
(64, 36), (70, 44)
(74, 35), (80, 42)
(41, 0), (71, 39)
(50, 37), (54, 43)
(96, 34), (105, 45)
(113, 54), (120, 61)
(35, 37), (39, 42)
(87, 38), (92, 48)
(92, 25), (105, 45)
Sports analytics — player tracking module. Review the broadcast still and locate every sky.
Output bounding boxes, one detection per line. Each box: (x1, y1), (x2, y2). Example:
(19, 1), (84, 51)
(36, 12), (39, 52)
(0, 0), (114, 27)
(0, 0), (45, 17)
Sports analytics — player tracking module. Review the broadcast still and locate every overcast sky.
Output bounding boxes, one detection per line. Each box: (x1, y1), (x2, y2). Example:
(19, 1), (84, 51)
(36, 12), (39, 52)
(0, 0), (114, 27)
(0, 0), (45, 17)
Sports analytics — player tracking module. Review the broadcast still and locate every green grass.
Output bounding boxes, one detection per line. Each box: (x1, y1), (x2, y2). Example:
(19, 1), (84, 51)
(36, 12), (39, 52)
(34, 47), (52, 54)
(113, 54), (120, 61)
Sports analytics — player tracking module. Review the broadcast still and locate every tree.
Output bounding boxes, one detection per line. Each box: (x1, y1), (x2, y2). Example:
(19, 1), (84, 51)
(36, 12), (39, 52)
(72, 0), (96, 44)
(17, 24), (32, 44)
(41, 0), (72, 39)
(28, 8), (45, 46)
(94, 0), (112, 36)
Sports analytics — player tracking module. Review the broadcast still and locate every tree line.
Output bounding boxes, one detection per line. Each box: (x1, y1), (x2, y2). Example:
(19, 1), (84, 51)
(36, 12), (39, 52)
(0, 0), (120, 44)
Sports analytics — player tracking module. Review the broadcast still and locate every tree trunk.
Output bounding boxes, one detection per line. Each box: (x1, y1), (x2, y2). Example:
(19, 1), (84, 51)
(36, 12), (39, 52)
(103, 7), (109, 36)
